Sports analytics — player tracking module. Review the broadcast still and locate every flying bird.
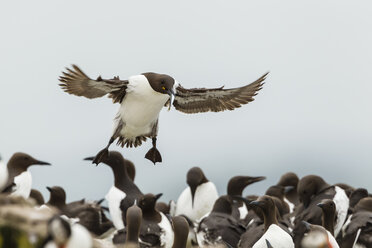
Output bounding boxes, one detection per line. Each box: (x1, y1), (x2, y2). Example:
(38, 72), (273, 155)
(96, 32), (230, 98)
(59, 65), (267, 164)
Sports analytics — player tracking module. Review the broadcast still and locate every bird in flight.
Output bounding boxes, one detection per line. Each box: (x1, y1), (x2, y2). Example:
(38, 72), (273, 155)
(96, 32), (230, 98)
(59, 65), (267, 165)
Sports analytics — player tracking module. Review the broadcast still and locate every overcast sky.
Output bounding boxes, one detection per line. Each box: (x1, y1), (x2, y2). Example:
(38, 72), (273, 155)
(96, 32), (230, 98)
(1, 0), (371, 203)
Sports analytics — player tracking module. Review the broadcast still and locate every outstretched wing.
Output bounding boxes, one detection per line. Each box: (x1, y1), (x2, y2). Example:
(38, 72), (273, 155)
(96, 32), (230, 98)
(59, 65), (128, 103)
(173, 72), (268, 114)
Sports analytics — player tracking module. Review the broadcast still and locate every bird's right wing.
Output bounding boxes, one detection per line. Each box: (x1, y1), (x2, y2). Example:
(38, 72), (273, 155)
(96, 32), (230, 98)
(59, 65), (128, 103)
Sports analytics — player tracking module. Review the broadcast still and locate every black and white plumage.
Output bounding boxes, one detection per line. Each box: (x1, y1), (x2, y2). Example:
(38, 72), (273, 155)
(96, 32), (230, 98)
(59, 65), (267, 164)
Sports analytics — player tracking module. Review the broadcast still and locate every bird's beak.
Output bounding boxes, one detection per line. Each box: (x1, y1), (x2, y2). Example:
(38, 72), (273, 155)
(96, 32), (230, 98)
(166, 89), (175, 111)
(46, 186), (52, 192)
(316, 202), (325, 208)
(248, 200), (264, 208)
(35, 160), (51, 166)
(155, 193), (163, 201)
(302, 220), (312, 231)
(284, 185), (295, 193)
(248, 176), (266, 184)
(84, 156), (94, 161)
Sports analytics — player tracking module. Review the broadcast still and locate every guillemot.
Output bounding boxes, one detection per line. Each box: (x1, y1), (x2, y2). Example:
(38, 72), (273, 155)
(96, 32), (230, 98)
(85, 151), (142, 230)
(196, 195), (246, 247)
(174, 167), (218, 223)
(227, 175), (266, 220)
(276, 172), (299, 213)
(59, 65), (267, 164)
(171, 216), (189, 248)
(249, 195), (294, 248)
(1, 152), (50, 198)
(30, 189), (45, 206)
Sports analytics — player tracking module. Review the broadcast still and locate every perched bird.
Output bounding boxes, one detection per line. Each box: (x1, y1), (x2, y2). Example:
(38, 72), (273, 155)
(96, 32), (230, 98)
(171, 216), (189, 248)
(124, 204), (142, 248)
(44, 216), (93, 248)
(292, 175), (349, 246)
(136, 193), (174, 248)
(174, 167), (218, 223)
(317, 199), (336, 236)
(301, 221), (339, 248)
(85, 151), (142, 230)
(1, 152), (50, 198)
(276, 172), (300, 212)
(249, 195), (294, 248)
(197, 195), (246, 247)
(227, 175), (266, 220)
(59, 65), (267, 164)
(340, 197), (372, 248)
(30, 189), (45, 206)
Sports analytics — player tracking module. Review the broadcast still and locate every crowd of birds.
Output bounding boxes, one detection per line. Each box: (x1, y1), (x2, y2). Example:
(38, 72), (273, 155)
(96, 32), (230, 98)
(0, 151), (371, 248)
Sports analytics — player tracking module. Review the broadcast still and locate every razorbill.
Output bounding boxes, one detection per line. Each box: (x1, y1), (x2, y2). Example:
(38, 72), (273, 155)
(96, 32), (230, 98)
(249, 195), (294, 248)
(196, 195), (246, 247)
(1, 152), (50, 198)
(137, 193), (174, 248)
(59, 65), (267, 164)
(174, 167), (218, 223)
(85, 151), (143, 230)
(227, 175), (266, 220)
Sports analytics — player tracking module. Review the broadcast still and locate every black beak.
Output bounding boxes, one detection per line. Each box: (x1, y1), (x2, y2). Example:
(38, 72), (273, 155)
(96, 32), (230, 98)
(265, 239), (273, 248)
(35, 160), (51, 166)
(155, 193), (163, 201)
(316, 202), (325, 208)
(46, 186), (52, 192)
(84, 156), (95, 161)
(248, 200), (264, 208)
(249, 176), (266, 184)
(302, 220), (312, 231)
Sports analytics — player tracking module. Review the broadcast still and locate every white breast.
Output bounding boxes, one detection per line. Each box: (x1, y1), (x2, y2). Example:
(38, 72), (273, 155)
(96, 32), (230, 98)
(238, 204), (248, 219)
(66, 223), (93, 248)
(0, 160), (8, 191)
(105, 186), (126, 230)
(175, 182), (218, 223)
(253, 224), (294, 248)
(11, 171), (32, 198)
(159, 212), (174, 248)
(333, 186), (349, 237)
(284, 197), (295, 213)
(118, 75), (169, 138)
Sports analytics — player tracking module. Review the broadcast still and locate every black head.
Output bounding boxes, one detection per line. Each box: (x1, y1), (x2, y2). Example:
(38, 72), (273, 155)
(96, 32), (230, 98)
(47, 186), (66, 207)
(30, 189), (45, 205)
(138, 193), (163, 212)
(265, 185), (285, 199)
(317, 199), (336, 214)
(186, 167), (208, 206)
(297, 175), (330, 208)
(277, 172), (299, 187)
(47, 216), (71, 246)
(212, 195), (232, 214)
(7, 152), (51, 171)
(143, 72), (175, 95)
(227, 176), (266, 196)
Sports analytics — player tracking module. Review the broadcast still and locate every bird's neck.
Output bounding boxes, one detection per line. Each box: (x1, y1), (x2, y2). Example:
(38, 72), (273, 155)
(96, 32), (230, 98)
(322, 210), (335, 235)
(263, 210), (278, 232)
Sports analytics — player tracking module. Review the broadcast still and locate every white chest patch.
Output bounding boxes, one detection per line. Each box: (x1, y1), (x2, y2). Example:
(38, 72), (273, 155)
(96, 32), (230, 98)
(175, 182), (219, 222)
(253, 224), (294, 248)
(117, 75), (169, 139)
(105, 186), (126, 230)
(333, 186), (349, 237)
(158, 212), (174, 248)
(238, 204), (248, 219)
(284, 197), (295, 213)
(0, 161), (8, 191)
(11, 171), (32, 198)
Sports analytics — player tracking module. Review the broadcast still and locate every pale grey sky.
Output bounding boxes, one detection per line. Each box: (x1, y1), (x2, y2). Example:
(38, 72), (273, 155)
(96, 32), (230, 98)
(1, 0), (371, 202)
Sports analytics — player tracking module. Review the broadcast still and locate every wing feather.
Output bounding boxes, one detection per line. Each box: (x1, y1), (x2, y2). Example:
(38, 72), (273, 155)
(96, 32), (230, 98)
(59, 65), (128, 103)
(173, 72), (268, 114)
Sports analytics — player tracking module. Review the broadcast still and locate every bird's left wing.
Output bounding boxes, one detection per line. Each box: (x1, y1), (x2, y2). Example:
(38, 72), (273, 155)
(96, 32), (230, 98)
(173, 72), (268, 114)
(59, 65), (128, 103)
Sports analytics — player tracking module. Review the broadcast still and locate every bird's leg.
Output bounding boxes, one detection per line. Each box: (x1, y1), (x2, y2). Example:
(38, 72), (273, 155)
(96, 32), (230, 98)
(92, 137), (115, 165)
(145, 137), (162, 165)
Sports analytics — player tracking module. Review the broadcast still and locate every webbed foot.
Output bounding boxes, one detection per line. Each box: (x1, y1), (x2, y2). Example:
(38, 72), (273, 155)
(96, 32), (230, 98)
(145, 147), (162, 165)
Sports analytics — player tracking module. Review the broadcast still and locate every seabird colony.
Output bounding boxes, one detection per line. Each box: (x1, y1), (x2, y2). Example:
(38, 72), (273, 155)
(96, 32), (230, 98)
(1, 152), (371, 248)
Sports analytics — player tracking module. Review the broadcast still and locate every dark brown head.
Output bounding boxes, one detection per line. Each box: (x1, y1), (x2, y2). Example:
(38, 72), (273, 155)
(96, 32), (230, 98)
(172, 216), (189, 248)
(47, 186), (66, 208)
(265, 185), (285, 200)
(277, 172), (299, 187)
(249, 195), (278, 230)
(7, 152), (51, 172)
(126, 204), (142, 244)
(349, 188), (369, 208)
(138, 193), (163, 213)
(143, 72), (175, 108)
(317, 199), (336, 215)
(354, 197), (372, 212)
(227, 176), (266, 196)
(297, 175), (330, 208)
(186, 167), (208, 206)
(30, 189), (45, 205)
(212, 195), (232, 215)
(317, 199), (336, 235)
